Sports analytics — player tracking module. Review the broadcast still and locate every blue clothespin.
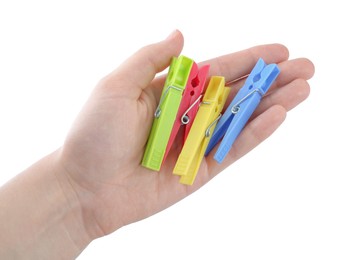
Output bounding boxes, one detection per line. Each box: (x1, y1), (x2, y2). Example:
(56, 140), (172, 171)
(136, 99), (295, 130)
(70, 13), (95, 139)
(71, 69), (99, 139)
(205, 58), (280, 163)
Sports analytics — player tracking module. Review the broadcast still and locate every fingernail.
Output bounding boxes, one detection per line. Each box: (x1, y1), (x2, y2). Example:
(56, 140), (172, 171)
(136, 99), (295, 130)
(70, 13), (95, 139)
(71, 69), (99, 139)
(165, 29), (178, 40)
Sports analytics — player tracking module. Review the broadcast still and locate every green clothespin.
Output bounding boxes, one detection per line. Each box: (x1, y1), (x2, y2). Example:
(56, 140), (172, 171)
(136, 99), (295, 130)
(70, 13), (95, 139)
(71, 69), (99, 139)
(142, 56), (194, 171)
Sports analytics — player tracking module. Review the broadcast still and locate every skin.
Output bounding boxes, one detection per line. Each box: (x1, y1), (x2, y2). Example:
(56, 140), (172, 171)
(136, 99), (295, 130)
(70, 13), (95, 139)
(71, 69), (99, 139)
(0, 30), (314, 259)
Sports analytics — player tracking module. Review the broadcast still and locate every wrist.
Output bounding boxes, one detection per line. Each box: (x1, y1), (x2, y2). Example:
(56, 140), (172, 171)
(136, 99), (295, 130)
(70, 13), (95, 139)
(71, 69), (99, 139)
(54, 148), (110, 241)
(50, 150), (94, 252)
(0, 150), (92, 259)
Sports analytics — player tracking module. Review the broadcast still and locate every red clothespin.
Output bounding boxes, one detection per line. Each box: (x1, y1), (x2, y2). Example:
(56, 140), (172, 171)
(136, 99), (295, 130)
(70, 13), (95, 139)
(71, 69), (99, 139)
(163, 62), (210, 162)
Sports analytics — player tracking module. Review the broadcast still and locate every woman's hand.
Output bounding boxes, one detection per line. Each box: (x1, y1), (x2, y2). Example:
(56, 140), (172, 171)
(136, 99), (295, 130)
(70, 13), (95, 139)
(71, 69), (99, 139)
(57, 30), (315, 241)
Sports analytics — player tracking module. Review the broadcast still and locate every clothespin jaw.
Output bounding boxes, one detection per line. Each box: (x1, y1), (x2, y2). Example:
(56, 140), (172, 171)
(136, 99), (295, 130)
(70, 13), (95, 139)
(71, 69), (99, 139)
(163, 63), (210, 162)
(205, 58), (280, 163)
(142, 56), (194, 171)
(173, 76), (230, 185)
(182, 64), (210, 141)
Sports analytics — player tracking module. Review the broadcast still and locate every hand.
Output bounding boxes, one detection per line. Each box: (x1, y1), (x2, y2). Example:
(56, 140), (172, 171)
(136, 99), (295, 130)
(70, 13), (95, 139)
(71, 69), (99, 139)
(57, 30), (315, 240)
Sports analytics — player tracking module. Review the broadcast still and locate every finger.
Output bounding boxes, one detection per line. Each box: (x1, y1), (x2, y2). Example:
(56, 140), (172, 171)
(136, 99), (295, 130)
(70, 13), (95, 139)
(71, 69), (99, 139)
(252, 79), (310, 119)
(151, 44), (290, 102)
(205, 105), (287, 178)
(101, 30), (184, 99)
(222, 58), (314, 111)
(268, 58), (315, 92)
(200, 44), (290, 83)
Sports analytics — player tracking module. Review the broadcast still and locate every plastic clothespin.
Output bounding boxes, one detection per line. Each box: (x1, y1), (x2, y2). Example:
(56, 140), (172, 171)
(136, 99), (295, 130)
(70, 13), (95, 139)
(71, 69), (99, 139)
(163, 62), (210, 162)
(142, 55), (194, 171)
(205, 58), (280, 163)
(173, 76), (230, 185)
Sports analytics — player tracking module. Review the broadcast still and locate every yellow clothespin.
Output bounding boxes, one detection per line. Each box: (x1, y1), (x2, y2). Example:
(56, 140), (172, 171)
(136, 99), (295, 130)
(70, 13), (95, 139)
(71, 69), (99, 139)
(173, 76), (230, 185)
(142, 56), (194, 171)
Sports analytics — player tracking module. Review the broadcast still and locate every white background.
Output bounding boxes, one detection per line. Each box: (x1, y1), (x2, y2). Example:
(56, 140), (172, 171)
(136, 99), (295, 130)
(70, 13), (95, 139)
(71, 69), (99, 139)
(0, 0), (353, 259)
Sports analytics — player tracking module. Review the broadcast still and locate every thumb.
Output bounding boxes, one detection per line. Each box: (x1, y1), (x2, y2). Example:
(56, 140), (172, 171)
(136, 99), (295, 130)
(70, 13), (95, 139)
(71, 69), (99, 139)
(103, 30), (184, 98)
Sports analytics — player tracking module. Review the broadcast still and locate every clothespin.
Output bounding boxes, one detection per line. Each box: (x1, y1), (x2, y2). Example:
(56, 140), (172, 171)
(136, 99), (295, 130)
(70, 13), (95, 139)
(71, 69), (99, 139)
(163, 62), (210, 162)
(205, 58), (280, 163)
(173, 76), (230, 185)
(142, 55), (194, 171)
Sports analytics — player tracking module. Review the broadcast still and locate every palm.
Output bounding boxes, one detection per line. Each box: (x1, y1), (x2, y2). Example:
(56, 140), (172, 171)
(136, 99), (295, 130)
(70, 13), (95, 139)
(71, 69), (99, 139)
(59, 31), (314, 238)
